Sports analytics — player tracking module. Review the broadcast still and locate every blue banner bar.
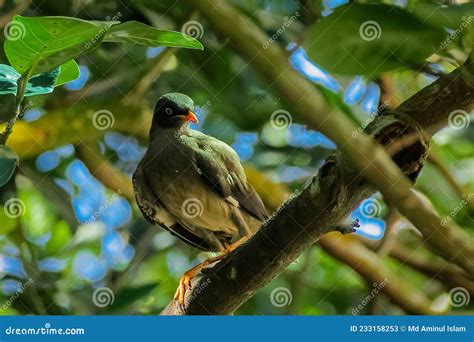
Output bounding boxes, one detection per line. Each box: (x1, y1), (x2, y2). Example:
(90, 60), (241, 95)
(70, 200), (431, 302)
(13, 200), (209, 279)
(0, 316), (472, 341)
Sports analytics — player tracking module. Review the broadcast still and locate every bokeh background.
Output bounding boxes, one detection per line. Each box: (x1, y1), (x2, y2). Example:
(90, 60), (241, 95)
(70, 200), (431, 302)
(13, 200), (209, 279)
(0, 0), (473, 315)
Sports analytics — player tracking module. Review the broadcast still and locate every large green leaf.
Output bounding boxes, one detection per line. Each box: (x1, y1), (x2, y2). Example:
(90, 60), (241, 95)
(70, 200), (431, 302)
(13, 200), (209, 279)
(410, 3), (474, 29)
(55, 59), (80, 87)
(305, 4), (446, 76)
(0, 64), (20, 95)
(0, 62), (80, 98)
(4, 15), (113, 74)
(103, 21), (203, 50)
(0, 145), (19, 187)
(26, 66), (60, 95)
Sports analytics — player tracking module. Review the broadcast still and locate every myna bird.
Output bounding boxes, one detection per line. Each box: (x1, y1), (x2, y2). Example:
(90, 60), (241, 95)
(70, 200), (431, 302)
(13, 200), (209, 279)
(133, 93), (268, 304)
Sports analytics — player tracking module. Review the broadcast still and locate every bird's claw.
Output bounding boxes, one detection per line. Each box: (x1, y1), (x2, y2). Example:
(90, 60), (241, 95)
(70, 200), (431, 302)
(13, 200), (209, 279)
(173, 275), (192, 308)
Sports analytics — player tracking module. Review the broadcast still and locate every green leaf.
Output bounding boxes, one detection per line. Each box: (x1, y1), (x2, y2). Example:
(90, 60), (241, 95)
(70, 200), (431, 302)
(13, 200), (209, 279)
(0, 64), (20, 95)
(25, 66), (60, 96)
(305, 4), (446, 76)
(0, 145), (19, 187)
(55, 60), (80, 86)
(103, 21), (204, 50)
(19, 185), (55, 245)
(0, 62), (77, 98)
(4, 15), (112, 74)
(410, 3), (474, 29)
(45, 220), (72, 255)
(0, 207), (18, 234)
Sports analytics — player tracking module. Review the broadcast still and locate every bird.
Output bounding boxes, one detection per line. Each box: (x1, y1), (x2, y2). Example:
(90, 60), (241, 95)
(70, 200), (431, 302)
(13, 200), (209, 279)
(133, 93), (268, 304)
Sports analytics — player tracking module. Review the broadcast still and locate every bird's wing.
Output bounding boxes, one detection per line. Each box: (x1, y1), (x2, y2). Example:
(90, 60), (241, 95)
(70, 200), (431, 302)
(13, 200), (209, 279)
(132, 165), (212, 251)
(182, 130), (268, 222)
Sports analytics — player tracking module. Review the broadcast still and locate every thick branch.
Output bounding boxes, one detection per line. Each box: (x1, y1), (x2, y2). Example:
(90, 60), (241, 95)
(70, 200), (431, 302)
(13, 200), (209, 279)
(161, 0), (474, 314)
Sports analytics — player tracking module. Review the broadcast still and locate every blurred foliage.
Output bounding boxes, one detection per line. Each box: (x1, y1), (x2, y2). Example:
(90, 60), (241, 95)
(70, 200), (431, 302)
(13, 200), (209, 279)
(0, 0), (472, 316)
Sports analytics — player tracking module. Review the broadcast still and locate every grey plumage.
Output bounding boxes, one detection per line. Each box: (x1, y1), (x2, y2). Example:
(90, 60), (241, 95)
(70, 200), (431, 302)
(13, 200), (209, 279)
(133, 93), (268, 252)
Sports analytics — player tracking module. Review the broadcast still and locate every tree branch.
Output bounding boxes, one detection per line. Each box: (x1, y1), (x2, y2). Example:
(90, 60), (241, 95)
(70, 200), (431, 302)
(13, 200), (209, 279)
(76, 140), (134, 201)
(318, 234), (439, 315)
(385, 241), (474, 297)
(161, 0), (474, 314)
(428, 152), (474, 214)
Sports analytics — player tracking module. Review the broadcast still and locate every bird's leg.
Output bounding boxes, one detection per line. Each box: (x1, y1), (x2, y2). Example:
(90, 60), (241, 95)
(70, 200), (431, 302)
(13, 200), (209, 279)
(173, 237), (249, 305)
(224, 236), (248, 253)
(174, 254), (226, 305)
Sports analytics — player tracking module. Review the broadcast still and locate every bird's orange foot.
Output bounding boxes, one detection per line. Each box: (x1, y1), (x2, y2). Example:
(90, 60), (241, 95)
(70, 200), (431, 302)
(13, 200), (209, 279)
(172, 253), (229, 306)
(174, 274), (192, 306)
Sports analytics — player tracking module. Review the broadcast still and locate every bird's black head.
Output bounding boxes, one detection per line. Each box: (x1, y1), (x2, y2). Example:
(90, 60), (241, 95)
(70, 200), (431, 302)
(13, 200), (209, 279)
(151, 93), (198, 132)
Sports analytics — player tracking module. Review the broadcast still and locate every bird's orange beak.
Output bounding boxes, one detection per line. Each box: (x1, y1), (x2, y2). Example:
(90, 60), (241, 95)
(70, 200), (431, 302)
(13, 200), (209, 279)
(185, 111), (199, 124)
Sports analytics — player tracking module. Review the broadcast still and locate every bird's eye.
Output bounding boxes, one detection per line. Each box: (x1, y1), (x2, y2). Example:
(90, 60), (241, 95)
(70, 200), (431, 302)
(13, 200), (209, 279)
(165, 107), (173, 115)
